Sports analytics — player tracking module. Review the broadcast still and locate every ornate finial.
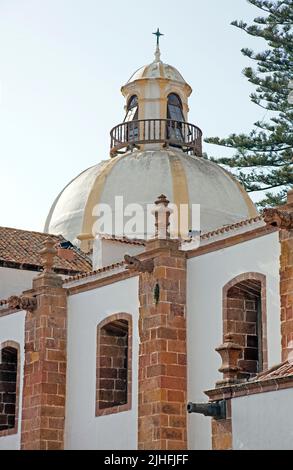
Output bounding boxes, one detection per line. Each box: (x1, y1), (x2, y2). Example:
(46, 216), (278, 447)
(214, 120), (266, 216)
(152, 28), (164, 62)
(40, 237), (57, 273)
(151, 194), (173, 239)
(215, 333), (243, 387)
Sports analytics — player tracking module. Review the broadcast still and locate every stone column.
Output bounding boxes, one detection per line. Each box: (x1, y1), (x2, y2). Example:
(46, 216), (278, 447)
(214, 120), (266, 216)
(20, 238), (67, 450)
(130, 195), (188, 450)
(264, 190), (293, 361)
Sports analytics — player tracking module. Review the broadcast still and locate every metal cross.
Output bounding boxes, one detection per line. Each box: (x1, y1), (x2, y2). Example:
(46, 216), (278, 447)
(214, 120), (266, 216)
(153, 28), (164, 47)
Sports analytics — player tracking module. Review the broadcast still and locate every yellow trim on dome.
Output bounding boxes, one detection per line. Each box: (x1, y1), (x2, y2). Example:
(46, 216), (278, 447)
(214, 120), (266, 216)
(80, 156), (124, 250)
(222, 168), (258, 218)
(169, 154), (190, 237)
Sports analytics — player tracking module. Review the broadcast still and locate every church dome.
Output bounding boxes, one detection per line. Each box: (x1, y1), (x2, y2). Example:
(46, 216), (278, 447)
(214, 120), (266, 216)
(45, 148), (257, 245)
(127, 61), (187, 85)
(45, 36), (258, 247)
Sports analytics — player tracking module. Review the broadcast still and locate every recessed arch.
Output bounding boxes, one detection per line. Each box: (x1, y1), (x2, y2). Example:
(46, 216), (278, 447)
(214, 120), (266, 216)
(96, 313), (132, 416)
(0, 340), (20, 436)
(222, 273), (268, 378)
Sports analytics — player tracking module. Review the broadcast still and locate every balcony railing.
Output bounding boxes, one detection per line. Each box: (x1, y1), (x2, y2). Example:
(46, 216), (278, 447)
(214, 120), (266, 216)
(110, 119), (202, 157)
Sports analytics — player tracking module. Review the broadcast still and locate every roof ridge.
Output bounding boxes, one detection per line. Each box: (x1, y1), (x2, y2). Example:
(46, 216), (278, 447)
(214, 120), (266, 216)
(0, 225), (63, 239)
(250, 360), (293, 382)
(63, 261), (126, 284)
(183, 215), (264, 244)
(99, 234), (146, 246)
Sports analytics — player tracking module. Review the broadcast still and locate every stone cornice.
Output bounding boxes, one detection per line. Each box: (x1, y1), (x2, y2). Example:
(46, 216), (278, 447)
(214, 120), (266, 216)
(205, 374), (293, 402)
(66, 269), (138, 296)
(187, 224), (277, 259)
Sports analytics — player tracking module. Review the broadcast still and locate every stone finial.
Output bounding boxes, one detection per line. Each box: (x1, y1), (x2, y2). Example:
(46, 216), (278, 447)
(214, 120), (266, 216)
(40, 237), (57, 273)
(215, 334), (243, 387)
(152, 194), (173, 239)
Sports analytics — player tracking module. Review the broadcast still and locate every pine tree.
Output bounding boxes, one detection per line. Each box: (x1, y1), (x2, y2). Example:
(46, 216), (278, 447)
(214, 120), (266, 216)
(205, 0), (293, 208)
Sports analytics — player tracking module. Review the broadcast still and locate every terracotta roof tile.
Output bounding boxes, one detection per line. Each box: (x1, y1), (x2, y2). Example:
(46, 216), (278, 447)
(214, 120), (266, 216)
(99, 234), (146, 246)
(63, 261), (125, 284)
(253, 361), (293, 381)
(0, 226), (91, 274)
(182, 215), (263, 245)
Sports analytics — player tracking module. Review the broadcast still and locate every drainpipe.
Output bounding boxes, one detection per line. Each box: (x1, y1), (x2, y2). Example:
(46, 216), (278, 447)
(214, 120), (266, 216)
(187, 400), (226, 420)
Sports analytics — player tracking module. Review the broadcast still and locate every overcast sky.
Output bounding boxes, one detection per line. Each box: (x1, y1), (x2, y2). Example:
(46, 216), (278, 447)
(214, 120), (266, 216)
(0, 0), (268, 232)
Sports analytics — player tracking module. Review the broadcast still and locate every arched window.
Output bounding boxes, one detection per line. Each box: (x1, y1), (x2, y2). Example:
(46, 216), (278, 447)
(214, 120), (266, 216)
(167, 93), (185, 143)
(124, 95), (138, 122)
(0, 342), (20, 434)
(223, 273), (267, 379)
(96, 314), (132, 416)
(167, 93), (184, 122)
(124, 96), (139, 142)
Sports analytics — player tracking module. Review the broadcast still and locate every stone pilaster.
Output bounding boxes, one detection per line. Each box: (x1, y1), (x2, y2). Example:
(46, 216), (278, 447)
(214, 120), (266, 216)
(264, 189), (293, 361)
(20, 239), (67, 450)
(137, 238), (187, 450)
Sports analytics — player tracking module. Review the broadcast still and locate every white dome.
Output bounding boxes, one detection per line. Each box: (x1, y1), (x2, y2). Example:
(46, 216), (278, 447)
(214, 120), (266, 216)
(45, 149), (257, 244)
(127, 61), (187, 85)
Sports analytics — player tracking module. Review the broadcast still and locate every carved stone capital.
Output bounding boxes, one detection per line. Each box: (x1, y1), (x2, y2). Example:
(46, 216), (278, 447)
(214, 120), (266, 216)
(8, 295), (37, 313)
(124, 255), (154, 273)
(263, 208), (293, 230)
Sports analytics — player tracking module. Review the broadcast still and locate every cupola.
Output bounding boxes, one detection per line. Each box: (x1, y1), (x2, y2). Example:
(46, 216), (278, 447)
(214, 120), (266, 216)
(110, 29), (202, 157)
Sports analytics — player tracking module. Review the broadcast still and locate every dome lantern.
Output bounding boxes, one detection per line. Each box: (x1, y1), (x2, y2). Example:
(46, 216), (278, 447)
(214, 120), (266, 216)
(110, 31), (202, 157)
(44, 34), (258, 249)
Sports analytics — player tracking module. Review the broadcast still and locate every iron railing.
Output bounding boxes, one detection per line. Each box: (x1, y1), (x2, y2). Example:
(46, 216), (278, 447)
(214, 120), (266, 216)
(110, 118), (202, 157)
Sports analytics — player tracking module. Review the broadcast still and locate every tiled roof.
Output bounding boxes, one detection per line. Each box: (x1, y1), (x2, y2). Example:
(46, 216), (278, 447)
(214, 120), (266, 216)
(99, 234), (146, 246)
(63, 261), (126, 285)
(182, 215), (263, 245)
(253, 361), (293, 382)
(200, 216), (263, 240)
(0, 226), (92, 274)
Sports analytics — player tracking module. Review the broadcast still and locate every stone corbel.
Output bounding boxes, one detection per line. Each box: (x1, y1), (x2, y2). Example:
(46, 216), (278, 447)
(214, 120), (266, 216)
(263, 208), (293, 230)
(124, 254), (154, 273)
(8, 295), (37, 313)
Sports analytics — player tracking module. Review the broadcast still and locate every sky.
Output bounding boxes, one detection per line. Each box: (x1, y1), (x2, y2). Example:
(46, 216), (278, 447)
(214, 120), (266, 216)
(0, 0), (268, 232)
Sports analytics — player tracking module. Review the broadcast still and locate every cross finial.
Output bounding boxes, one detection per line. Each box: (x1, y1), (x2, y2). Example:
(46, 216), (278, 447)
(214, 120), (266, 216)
(152, 28), (164, 63)
(153, 28), (164, 47)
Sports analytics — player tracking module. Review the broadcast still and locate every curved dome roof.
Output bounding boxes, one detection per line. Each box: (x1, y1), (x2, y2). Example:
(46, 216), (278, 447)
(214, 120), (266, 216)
(45, 149), (257, 244)
(127, 60), (187, 84)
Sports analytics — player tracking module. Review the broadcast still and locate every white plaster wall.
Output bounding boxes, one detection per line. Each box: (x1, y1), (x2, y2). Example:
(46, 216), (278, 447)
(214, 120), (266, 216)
(0, 267), (36, 299)
(93, 239), (144, 270)
(65, 276), (139, 450)
(187, 231), (281, 450)
(232, 389), (293, 449)
(0, 311), (25, 450)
